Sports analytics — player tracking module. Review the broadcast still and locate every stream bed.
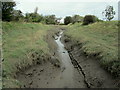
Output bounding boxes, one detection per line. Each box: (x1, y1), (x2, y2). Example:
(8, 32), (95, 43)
(17, 30), (86, 88)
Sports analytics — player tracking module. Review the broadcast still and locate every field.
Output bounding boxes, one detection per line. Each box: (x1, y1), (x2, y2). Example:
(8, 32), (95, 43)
(65, 21), (119, 77)
(2, 22), (54, 87)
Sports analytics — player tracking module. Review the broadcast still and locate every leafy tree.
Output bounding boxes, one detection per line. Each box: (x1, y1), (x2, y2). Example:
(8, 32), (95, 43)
(102, 5), (115, 21)
(72, 15), (83, 24)
(25, 7), (45, 23)
(25, 13), (43, 22)
(2, 2), (16, 21)
(12, 10), (24, 21)
(83, 15), (98, 25)
(45, 15), (56, 24)
(64, 16), (72, 25)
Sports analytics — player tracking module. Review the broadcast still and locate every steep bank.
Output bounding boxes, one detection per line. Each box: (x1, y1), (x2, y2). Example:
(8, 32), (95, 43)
(62, 21), (119, 87)
(64, 21), (119, 78)
(2, 22), (60, 88)
(63, 35), (118, 88)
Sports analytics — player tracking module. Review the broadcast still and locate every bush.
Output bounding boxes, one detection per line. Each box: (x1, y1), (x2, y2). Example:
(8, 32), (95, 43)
(72, 15), (84, 24)
(83, 15), (98, 25)
(64, 16), (72, 25)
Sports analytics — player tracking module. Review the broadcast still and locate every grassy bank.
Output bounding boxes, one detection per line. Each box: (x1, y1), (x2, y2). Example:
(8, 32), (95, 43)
(65, 21), (119, 77)
(2, 22), (53, 87)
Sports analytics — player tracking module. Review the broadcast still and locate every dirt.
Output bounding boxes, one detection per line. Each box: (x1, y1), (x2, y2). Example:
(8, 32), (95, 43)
(18, 62), (60, 88)
(62, 33), (119, 88)
(17, 28), (119, 88)
(17, 29), (86, 88)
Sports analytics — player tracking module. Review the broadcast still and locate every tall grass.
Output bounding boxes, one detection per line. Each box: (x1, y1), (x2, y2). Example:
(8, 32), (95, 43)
(65, 21), (119, 77)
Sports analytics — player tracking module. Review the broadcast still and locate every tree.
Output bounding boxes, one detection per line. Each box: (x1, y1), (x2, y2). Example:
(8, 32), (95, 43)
(64, 16), (72, 25)
(25, 12), (44, 23)
(12, 10), (24, 21)
(83, 15), (98, 25)
(2, 2), (16, 21)
(72, 15), (83, 24)
(25, 7), (45, 23)
(102, 5), (115, 21)
(45, 15), (56, 24)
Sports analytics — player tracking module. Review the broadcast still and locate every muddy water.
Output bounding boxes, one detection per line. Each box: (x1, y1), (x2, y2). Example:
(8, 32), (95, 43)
(51, 31), (75, 88)
(47, 31), (86, 88)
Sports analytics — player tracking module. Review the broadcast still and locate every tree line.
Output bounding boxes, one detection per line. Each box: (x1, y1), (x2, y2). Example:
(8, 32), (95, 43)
(1, 2), (59, 24)
(2, 2), (116, 25)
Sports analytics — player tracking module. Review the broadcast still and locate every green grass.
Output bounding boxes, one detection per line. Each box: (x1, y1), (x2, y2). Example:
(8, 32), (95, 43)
(65, 21), (119, 77)
(2, 22), (53, 87)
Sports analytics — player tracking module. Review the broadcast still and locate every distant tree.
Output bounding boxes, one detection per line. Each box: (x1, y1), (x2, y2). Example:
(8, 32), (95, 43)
(2, 2), (16, 21)
(83, 15), (98, 25)
(72, 15), (83, 24)
(25, 12), (43, 22)
(45, 15), (56, 24)
(12, 10), (24, 21)
(25, 13), (32, 22)
(64, 16), (72, 25)
(25, 7), (46, 23)
(102, 5), (115, 21)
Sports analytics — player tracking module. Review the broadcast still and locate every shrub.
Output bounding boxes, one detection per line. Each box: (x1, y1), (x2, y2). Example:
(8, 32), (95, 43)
(64, 16), (72, 25)
(83, 15), (98, 25)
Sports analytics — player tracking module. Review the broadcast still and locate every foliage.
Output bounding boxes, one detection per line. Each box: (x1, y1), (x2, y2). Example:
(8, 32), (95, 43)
(25, 13), (44, 22)
(45, 15), (56, 24)
(2, 2), (16, 21)
(102, 5), (115, 21)
(64, 16), (72, 25)
(12, 10), (24, 21)
(72, 15), (83, 24)
(83, 15), (98, 25)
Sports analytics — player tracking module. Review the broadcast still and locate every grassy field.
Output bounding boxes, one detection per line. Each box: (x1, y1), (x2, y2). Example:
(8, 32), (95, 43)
(2, 22), (54, 87)
(65, 21), (119, 77)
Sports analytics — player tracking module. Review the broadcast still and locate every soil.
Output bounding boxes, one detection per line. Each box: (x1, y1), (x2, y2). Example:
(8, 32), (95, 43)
(17, 28), (119, 88)
(62, 33), (119, 88)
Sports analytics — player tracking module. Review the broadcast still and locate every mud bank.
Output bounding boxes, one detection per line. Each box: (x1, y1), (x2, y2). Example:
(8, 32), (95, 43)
(62, 35), (119, 88)
(17, 28), (87, 88)
(52, 31), (86, 88)
(17, 27), (61, 88)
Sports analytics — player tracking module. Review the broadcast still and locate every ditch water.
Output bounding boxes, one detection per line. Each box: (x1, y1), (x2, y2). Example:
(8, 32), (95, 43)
(52, 31), (75, 88)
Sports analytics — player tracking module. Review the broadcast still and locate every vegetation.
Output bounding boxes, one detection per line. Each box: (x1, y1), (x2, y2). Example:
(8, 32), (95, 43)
(1, 1), (119, 88)
(2, 22), (54, 87)
(72, 15), (83, 24)
(12, 10), (24, 21)
(102, 5), (116, 21)
(2, 2), (58, 24)
(83, 15), (99, 25)
(2, 2), (16, 21)
(45, 15), (56, 24)
(64, 16), (72, 25)
(65, 21), (119, 77)
(64, 15), (84, 25)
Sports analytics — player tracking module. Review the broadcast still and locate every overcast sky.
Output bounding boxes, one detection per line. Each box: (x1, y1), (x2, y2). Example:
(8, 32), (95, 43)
(14, 0), (119, 20)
